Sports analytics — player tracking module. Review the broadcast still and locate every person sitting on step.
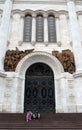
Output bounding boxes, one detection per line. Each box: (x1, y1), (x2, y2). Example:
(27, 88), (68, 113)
(26, 111), (33, 122)
(31, 111), (40, 119)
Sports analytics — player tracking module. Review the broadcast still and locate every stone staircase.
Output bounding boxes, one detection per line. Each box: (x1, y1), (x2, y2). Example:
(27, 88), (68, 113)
(0, 113), (82, 129)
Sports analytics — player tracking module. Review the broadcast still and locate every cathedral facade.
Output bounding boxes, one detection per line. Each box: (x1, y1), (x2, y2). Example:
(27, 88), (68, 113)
(0, 0), (82, 113)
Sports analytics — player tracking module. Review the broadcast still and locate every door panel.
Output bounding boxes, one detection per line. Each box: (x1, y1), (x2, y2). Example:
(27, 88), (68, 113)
(24, 63), (55, 113)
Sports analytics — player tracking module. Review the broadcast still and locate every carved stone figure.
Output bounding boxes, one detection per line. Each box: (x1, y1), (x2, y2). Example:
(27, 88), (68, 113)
(4, 49), (75, 73)
(52, 49), (75, 74)
(4, 48), (34, 71)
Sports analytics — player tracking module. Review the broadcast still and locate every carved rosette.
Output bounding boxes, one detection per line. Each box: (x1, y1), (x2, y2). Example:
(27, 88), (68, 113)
(52, 49), (75, 74)
(4, 48), (34, 71)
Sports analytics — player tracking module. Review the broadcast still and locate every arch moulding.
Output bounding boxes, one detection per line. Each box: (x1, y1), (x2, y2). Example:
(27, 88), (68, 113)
(16, 51), (64, 77)
(15, 51), (64, 113)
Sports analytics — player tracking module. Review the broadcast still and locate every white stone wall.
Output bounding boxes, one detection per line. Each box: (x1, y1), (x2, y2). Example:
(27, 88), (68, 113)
(10, 13), (21, 48)
(0, 0), (82, 113)
(1, 0), (80, 52)
(0, 72), (6, 112)
(1, 52), (76, 113)
(59, 13), (71, 49)
(7, 1), (71, 51)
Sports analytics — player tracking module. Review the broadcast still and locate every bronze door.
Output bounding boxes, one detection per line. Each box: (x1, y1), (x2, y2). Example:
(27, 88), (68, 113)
(24, 63), (55, 113)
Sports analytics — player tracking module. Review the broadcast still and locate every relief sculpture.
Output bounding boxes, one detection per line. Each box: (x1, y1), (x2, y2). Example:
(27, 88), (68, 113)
(52, 49), (75, 74)
(4, 48), (75, 73)
(4, 48), (34, 71)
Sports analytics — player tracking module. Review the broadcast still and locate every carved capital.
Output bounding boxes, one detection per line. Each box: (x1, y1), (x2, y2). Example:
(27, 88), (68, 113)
(18, 41), (23, 46)
(57, 42), (61, 47)
(32, 14), (36, 18)
(55, 14), (60, 19)
(20, 13), (25, 18)
(77, 15), (79, 20)
(44, 14), (48, 18)
(10, 12), (13, 18)
(70, 41), (72, 46)
(45, 42), (49, 46)
(31, 41), (36, 46)
(7, 40), (10, 46)
(67, 15), (69, 20)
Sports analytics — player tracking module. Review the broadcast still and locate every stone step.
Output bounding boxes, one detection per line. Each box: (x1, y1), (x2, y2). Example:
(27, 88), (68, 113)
(0, 113), (82, 130)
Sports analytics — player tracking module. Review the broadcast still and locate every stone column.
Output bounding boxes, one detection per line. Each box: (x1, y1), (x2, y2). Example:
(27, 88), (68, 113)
(19, 15), (24, 46)
(0, 11), (2, 25)
(44, 16), (48, 45)
(31, 15), (36, 45)
(0, 0), (13, 71)
(77, 14), (82, 42)
(60, 14), (70, 48)
(55, 15), (61, 46)
(66, 0), (82, 72)
(67, 0), (82, 112)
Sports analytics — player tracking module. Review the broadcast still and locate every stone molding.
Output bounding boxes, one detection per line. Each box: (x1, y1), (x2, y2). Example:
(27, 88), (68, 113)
(3, 9), (82, 18)
(55, 72), (73, 80)
(73, 71), (82, 78)
(66, 0), (75, 2)
(11, 9), (21, 15)
(58, 10), (68, 15)
(11, 9), (69, 18)
(0, 0), (82, 5)
(0, 71), (6, 77)
(16, 51), (64, 76)
(77, 11), (82, 16)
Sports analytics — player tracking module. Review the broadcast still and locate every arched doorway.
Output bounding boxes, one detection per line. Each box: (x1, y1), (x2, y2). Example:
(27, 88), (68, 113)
(24, 63), (55, 113)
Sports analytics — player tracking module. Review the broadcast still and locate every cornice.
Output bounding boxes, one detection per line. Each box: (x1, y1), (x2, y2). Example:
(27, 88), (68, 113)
(0, 0), (66, 4)
(11, 9), (69, 18)
(0, 0), (82, 5)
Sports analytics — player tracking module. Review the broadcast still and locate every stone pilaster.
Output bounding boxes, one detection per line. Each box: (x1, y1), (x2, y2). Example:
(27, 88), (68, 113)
(0, 0), (13, 71)
(31, 15), (36, 45)
(66, 0), (82, 72)
(44, 16), (48, 46)
(55, 15), (61, 46)
(18, 14), (24, 46)
(67, 0), (82, 113)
